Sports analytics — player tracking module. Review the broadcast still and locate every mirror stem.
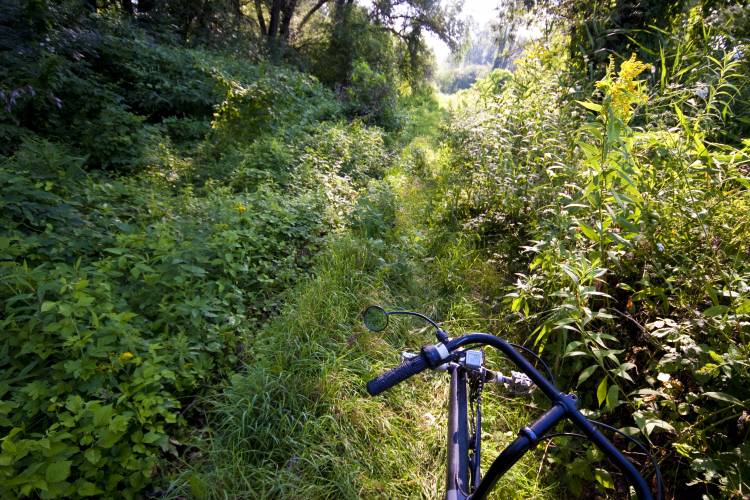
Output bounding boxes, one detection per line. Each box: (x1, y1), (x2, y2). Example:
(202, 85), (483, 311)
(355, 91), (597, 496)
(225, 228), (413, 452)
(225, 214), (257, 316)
(387, 311), (448, 343)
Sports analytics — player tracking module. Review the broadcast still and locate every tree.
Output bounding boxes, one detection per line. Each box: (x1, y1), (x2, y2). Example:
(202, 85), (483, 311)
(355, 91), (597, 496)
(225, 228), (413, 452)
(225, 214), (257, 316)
(254, 0), (332, 50)
(369, 0), (464, 51)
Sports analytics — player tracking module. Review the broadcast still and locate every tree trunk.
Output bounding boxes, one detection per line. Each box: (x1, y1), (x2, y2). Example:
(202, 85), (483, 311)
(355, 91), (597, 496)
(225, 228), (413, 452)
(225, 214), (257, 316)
(279, 0), (298, 41)
(254, 0), (268, 34)
(267, 0), (283, 39)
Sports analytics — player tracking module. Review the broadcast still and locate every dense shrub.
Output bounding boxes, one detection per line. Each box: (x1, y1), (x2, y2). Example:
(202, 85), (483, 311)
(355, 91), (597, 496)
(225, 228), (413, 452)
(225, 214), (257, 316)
(439, 31), (750, 497)
(0, 131), (328, 497)
(344, 59), (401, 130)
(0, 16), (297, 172)
(211, 66), (341, 147)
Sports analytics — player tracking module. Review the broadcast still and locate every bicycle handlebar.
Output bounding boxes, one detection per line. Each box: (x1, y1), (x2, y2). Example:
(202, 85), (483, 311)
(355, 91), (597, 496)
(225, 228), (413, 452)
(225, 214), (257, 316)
(366, 351), (430, 396)
(366, 332), (654, 500)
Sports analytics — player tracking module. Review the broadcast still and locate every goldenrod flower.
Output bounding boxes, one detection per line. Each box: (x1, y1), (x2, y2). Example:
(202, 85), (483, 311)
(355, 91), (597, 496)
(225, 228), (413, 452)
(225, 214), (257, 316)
(619, 54), (650, 82)
(595, 54), (650, 122)
(120, 352), (134, 362)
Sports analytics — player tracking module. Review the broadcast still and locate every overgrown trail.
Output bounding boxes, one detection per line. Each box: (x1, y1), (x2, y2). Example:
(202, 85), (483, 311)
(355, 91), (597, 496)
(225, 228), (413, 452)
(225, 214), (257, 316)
(170, 102), (557, 499)
(5, 1), (749, 497)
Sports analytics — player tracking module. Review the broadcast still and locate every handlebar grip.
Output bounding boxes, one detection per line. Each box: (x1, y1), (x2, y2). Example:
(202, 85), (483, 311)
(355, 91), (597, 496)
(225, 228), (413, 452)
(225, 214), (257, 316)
(367, 352), (430, 396)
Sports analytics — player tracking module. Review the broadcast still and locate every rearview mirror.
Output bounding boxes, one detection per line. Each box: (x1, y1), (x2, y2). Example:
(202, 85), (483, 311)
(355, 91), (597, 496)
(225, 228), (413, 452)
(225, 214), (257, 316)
(363, 305), (389, 332)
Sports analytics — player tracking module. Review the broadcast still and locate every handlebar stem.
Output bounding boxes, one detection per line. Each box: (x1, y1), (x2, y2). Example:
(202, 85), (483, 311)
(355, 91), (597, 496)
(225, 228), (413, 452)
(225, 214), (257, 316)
(385, 311), (450, 342)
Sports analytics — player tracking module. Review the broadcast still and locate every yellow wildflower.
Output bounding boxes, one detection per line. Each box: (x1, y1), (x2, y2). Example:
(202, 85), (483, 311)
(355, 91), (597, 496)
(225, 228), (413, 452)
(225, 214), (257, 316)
(234, 202), (247, 214)
(119, 352), (134, 362)
(595, 54), (650, 122)
(619, 54), (650, 82)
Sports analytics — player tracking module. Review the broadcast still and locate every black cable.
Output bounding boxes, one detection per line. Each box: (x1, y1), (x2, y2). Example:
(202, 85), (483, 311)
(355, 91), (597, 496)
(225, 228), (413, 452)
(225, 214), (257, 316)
(509, 342), (557, 386)
(540, 432), (586, 441)
(590, 420), (664, 500)
(537, 425), (663, 500)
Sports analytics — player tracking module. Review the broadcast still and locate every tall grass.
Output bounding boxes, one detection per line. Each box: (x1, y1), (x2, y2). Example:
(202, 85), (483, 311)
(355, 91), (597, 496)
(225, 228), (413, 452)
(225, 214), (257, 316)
(165, 104), (560, 499)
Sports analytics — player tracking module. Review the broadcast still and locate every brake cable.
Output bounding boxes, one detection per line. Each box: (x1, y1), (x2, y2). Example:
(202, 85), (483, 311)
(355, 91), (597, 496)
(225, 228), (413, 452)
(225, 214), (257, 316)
(538, 422), (664, 500)
(509, 342), (557, 386)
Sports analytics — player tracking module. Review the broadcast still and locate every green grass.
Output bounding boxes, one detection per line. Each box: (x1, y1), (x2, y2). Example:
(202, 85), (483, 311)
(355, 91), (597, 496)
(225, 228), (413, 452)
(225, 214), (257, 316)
(163, 102), (560, 499)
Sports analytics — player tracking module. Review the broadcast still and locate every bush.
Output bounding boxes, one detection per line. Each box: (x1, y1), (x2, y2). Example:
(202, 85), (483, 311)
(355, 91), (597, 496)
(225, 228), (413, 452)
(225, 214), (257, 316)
(211, 66), (341, 147)
(344, 60), (401, 130)
(301, 121), (390, 185)
(440, 34), (750, 496)
(226, 135), (297, 191)
(0, 139), (327, 498)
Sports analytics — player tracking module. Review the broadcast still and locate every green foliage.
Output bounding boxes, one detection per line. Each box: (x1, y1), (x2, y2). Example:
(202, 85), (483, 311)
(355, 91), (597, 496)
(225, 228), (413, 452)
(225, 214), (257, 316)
(163, 97), (557, 498)
(439, 24), (750, 496)
(5, 0), (748, 498)
(473, 68), (513, 100)
(436, 64), (492, 94)
(349, 181), (397, 239)
(0, 135), (332, 497)
(1, 15), (288, 171)
(301, 120), (390, 185)
(211, 66), (341, 146)
(344, 59), (401, 129)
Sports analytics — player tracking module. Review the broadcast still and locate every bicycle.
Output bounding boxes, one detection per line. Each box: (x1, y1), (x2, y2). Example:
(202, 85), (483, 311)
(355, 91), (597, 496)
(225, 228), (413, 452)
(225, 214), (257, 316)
(362, 305), (662, 500)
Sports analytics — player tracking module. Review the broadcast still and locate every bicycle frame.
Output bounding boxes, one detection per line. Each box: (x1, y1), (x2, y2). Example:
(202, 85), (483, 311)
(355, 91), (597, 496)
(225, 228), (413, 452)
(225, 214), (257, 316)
(364, 307), (655, 499)
(446, 366), (470, 499)
(441, 334), (652, 500)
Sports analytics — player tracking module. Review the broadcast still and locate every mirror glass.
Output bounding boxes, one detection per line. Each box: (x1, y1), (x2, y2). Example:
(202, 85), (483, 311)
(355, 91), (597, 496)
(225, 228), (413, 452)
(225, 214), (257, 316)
(363, 305), (389, 332)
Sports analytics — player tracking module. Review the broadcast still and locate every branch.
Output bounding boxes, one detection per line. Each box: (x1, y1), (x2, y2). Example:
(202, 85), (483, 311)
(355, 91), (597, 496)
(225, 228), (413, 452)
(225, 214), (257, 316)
(298, 0), (329, 31)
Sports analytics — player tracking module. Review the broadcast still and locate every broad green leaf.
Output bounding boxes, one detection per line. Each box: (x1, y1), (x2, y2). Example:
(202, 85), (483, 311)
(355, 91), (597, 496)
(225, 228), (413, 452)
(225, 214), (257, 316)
(577, 365), (598, 386)
(93, 405), (113, 427)
(182, 265), (206, 276)
(597, 377), (608, 407)
(576, 100), (603, 112)
(646, 419), (675, 435)
(704, 392), (743, 406)
(103, 247), (128, 255)
(635, 412), (676, 436)
(736, 299), (750, 314)
(97, 429), (122, 449)
(606, 384), (619, 410)
(84, 448), (101, 464)
(579, 222), (600, 242)
(708, 351), (723, 363)
(109, 414), (130, 433)
(41, 301), (57, 312)
(142, 432), (161, 444)
(703, 305), (729, 317)
(594, 468), (614, 489)
(46, 460), (71, 483)
(77, 480), (103, 497)
(559, 264), (579, 283)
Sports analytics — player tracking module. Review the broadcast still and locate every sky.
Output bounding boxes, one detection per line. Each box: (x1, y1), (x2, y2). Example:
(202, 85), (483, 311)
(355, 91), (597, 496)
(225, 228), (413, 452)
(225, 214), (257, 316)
(425, 0), (502, 67)
(357, 0), (505, 67)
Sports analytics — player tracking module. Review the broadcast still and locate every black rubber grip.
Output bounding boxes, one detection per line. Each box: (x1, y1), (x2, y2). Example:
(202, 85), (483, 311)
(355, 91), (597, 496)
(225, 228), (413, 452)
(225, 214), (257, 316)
(367, 352), (430, 396)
